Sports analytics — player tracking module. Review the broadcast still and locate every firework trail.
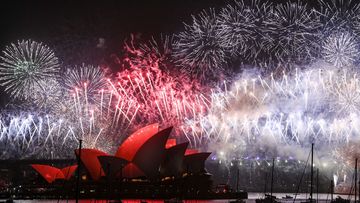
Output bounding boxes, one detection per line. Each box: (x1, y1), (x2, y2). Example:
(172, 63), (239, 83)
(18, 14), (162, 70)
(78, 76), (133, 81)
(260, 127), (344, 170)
(183, 63), (360, 165)
(0, 111), (125, 158)
(173, 9), (227, 80)
(0, 40), (60, 100)
(108, 43), (208, 134)
(140, 34), (175, 63)
(333, 141), (360, 167)
(0, 113), (77, 159)
(60, 64), (136, 151)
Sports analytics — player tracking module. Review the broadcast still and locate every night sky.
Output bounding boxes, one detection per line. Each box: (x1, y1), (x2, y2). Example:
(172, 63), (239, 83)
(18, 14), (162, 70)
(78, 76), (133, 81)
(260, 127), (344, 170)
(0, 0), (229, 53)
(0, 0), (319, 58)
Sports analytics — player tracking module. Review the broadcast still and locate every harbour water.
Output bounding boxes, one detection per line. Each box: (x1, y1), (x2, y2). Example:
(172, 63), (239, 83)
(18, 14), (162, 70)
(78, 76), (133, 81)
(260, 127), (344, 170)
(3, 193), (358, 203)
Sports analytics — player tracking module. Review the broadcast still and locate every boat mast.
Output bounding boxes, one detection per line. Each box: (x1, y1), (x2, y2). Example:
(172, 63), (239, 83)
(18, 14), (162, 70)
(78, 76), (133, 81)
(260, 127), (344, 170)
(331, 180), (334, 202)
(76, 139), (82, 203)
(310, 143), (314, 202)
(317, 168), (319, 203)
(271, 158), (275, 203)
(355, 158), (358, 203)
(264, 172), (267, 195)
(236, 168), (240, 192)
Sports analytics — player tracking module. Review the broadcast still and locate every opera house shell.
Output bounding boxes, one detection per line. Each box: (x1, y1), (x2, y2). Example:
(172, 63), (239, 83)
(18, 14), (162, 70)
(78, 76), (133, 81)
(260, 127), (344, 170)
(31, 123), (211, 183)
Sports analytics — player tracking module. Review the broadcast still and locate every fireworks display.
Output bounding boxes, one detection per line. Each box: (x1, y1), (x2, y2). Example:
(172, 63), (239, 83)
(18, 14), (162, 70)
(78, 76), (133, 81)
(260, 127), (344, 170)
(110, 43), (207, 133)
(0, 113), (77, 159)
(183, 64), (360, 162)
(0, 40), (60, 100)
(2, 0), (360, 186)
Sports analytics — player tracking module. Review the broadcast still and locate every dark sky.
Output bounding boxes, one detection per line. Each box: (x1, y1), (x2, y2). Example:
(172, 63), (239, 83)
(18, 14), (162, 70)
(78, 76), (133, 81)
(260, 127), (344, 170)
(0, 0), (322, 64)
(0, 0), (319, 61)
(0, 0), (229, 49)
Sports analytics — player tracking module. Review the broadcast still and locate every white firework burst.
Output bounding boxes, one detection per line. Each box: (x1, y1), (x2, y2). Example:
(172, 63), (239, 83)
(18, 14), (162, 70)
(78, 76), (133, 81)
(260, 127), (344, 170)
(28, 78), (63, 111)
(173, 9), (227, 79)
(0, 40), (60, 100)
(322, 32), (360, 68)
(318, 0), (360, 35)
(264, 1), (321, 64)
(216, 0), (273, 61)
(63, 64), (109, 107)
(60, 64), (120, 151)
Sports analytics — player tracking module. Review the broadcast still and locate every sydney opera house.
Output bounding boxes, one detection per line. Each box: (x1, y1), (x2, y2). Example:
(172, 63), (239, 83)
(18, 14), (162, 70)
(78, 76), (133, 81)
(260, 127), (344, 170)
(31, 124), (210, 182)
(0, 124), (247, 199)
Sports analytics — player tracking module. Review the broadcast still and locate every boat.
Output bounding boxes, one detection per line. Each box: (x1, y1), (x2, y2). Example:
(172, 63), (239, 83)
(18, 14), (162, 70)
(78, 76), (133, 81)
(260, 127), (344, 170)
(164, 198), (183, 203)
(255, 194), (279, 203)
(0, 198), (14, 203)
(330, 196), (350, 203)
(300, 198), (316, 203)
(281, 195), (293, 199)
(229, 199), (246, 203)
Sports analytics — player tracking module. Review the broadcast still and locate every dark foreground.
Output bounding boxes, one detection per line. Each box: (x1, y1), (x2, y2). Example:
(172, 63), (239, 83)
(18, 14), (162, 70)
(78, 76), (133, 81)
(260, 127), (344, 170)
(0, 193), (357, 203)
